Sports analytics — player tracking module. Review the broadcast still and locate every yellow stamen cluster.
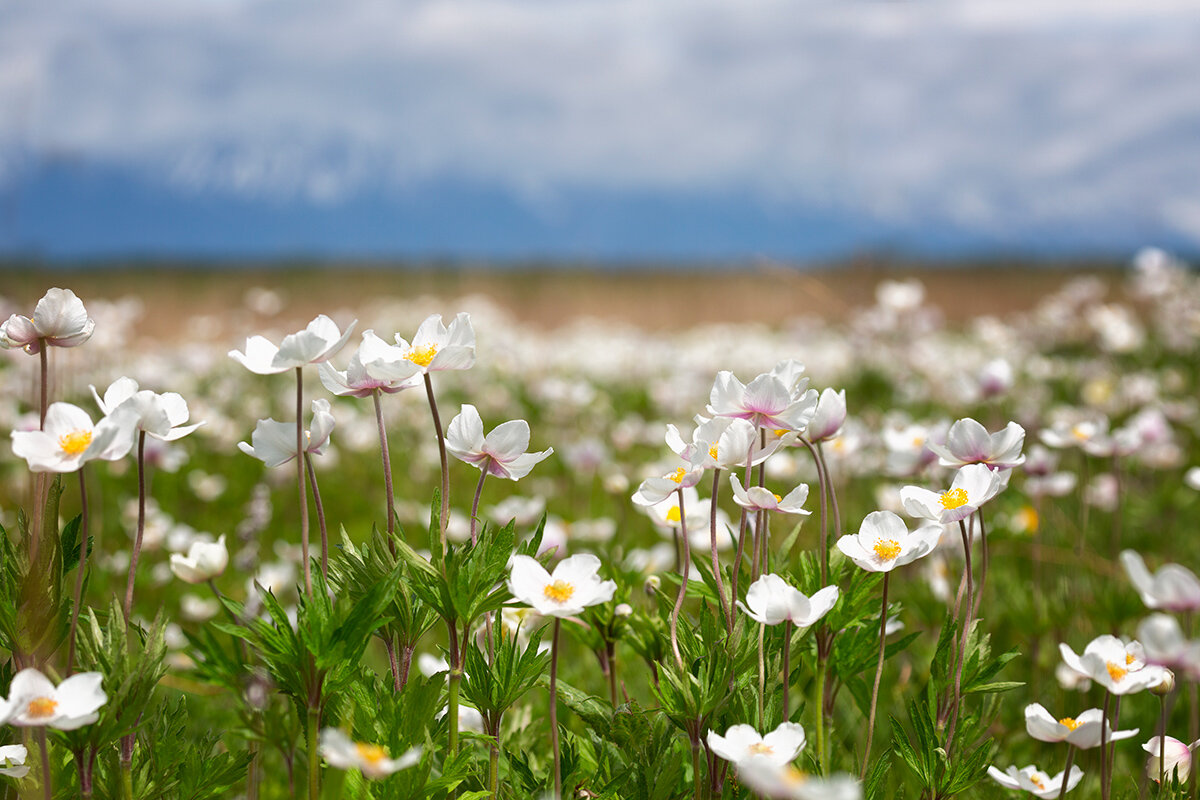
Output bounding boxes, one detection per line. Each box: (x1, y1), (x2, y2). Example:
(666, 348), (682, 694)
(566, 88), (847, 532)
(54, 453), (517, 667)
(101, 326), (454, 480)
(544, 580), (576, 604)
(669, 467), (687, 483)
(772, 493), (782, 503)
(873, 538), (902, 561)
(406, 343), (438, 367)
(1125, 652), (1136, 666)
(939, 488), (969, 510)
(1072, 425), (1090, 441)
(26, 697), (57, 718)
(355, 743), (388, 765)
(1030, 774), (1047, 791)
(782, 767), (809, 787)
(747, 743), (775, 756)
(1058, 717), (1081, 731)
(708, 444), (719, 460)
(1106, 661), (1128, 682)
(773, 429), (788, 438)
(665, 506), (682, 524)
(58, 429), (93, 456)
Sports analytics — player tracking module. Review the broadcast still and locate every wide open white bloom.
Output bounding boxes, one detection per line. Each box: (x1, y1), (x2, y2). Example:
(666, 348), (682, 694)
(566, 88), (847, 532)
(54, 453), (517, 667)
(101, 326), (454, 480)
(707, 722), (806, 768)
(319, 728), (421, 780)
(319, 329), (420, 397)
(735, 755), (862, 800)
(987, 764), (1083, 798)
(229, 314), (356, 375)
(2, 668), (106, 730)
(507, 554), (616, 618)
(1059, 635), (1169, 695)
(0, 744), (29, 778)
(0, 288), (95, 354)
(364, 312), (475, 378)
(631, 463), (705, 507)
(737, 574), (838, 627)
(1024, 703), (1139, 749)
(926, 418), (1025, 469)
(11, 402), (137, 473)
(729, 475), (811, 515)
(238, 399), (335, 468)
(1120, 551), (1200, 612)
(707, 369), (818, 433)
(836, 511), (941, 573)
(170, 535), (229, 584)
(899, 463), (1007, 525)
(446, 404), (553, 481)
(91, 377), (204, 441)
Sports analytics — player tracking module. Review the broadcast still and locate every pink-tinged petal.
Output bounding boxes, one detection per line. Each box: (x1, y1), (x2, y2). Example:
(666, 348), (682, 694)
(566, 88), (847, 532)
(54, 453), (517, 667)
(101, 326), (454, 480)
(494, 448), (553, 481)
(446, 405), (486, 460)
(776, 483), (811, 515)
(743, 375), (788, 418)
(707, 371), (749, 418)
(0, 314), (39, 350)
(947, 418), (992, 463)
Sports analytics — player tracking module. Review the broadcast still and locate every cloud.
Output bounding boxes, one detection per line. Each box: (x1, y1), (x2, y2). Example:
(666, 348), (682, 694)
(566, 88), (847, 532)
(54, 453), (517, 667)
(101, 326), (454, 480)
(2, 0), (1199, 243)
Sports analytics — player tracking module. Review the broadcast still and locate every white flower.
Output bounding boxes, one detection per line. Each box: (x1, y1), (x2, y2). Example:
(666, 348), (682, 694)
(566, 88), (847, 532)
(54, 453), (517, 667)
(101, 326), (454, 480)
(366, 313), (475, 377)
(318, 330), (420, 397)
(170, 535), (229, 584)
(0, 745), (28, 778)
(1136, 614), (1200, 678)
(987, 764), (1083, 798)
(631, 464), (705, 507)
(1059, 635), (1168, 695)
(229, 314), (356, 375)
(91, 377), (204, 441)
(1145, 736), (1198, 784)
(729, 475), (811, 515)
(318, 728), (421, 779)
(737, 574), (838, 627)
(238, 399), (335, 467)
(1120, 550), (1200, 612)
(707, 369), (819, 432)
(665, 416), (775, 471)
(707, 722), (807, 767)
(2, 668), (106, 730)
(735, 756), (862, 800)
(925, 419), (1025, 469)
(1024, 703), (1139, 749)
(507, 554), (616, 618)
(899, 463), (1007, 525)
(10, 402), (137, 473)
(806, 389), (847, 443)
(445, 404), (553, 481)
(835, 511), (942, 573)
(0, 288), (95, 353)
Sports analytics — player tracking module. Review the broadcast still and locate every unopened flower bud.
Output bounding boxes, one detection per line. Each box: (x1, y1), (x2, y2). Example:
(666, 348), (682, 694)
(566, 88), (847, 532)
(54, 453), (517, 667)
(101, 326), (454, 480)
(644, 575), (661, 595)
(614, 603), (633, 618)
(1152, 669), (1176, 696)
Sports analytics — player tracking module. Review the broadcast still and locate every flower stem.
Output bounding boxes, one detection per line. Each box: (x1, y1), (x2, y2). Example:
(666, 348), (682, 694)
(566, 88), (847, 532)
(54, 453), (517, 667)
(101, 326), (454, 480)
(37, 727), (51, 800)
(304, 452), (328, 584)
(123, 431), (147, 621)
(799, 437), (828, 585)
(38, 342), (48, 430)
(470, 465), (488, 546)
(423, 372), (450, 548)
(814, 651), (828, 772)
(1057, 745), (1075, 800)
(447, 619), (461, 757)
(861, 572), (889, 781)
(692, 738), (703, 800)
(816, 442), (841, 545)
(306, 705), (320, 800)
(729, 447), (756, 614)
(371, 391), (397, 552)
(709, 469), (732, 634)
(970, 509), (990, 621)
(757, 622), (766, 729)
(781, 619), (792, 724)
(550, 618), (563, 800)
(67, 466), (89, 674)
(1101, 691), (1112, 800)
(669, 487), (690, 671)
(947, 519), (975, 745)
(489, 722), (501, 799)
(296, 367), (312, 596)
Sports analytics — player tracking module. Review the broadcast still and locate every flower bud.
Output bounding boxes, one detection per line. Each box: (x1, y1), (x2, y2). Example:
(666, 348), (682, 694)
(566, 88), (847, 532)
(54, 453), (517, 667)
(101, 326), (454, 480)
(1152, 669), (1176, 696)
(614, 603), (633, 618)
(644, 575), (662, 595)
(1145, 736), (1193, 783)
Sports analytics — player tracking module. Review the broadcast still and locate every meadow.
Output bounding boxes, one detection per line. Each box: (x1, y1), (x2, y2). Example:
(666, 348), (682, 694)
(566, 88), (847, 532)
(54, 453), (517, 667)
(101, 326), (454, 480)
(0, 253), (1196, 800)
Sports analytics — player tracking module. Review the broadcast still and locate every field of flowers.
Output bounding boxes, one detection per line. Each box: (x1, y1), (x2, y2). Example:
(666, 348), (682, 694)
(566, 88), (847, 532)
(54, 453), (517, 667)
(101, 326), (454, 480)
(1, 251), (1199, 800)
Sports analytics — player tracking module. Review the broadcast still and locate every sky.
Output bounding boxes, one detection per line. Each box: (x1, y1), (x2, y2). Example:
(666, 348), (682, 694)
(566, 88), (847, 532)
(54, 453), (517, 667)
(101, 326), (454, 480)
(1, 0), (1199, 263)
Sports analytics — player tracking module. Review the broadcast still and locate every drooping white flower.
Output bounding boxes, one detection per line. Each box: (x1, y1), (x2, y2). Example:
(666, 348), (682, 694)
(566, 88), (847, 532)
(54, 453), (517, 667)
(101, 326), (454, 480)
(737, 574), (838, 627)
(11, 402), (137, 473)
(507, 554), (616, 618)
(238, 399), (335, 468)
(926, 418), (1025, 469)
(729, 475), (811, 516)
(170, 535), (229, 584)
(0, 745), (29, 778)
(0, 288), (95, 353)
(91, 377), (204, 441)
(229, 314), (356, 375)
(899, 463), (1007, 525)
(1059, 635), (1169, 695)
(707, 722), (806, 768)
(986, 764), (1083, 798)
(1145, 736), (1198, 784)
(2, 668), (106, 730)
(835, 511), (942, 573)
(1120, 551), (1200, 612)
(318, 329), (420, 397)
(445, 404), (553, 481)
(318, 728), (421, 780)
(805, 388), (847, 443)
(1024, 703), (1139, 749)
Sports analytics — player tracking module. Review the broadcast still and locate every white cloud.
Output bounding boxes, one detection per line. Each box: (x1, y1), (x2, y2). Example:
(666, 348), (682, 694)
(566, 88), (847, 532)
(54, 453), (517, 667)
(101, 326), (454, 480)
(1, 0), (1199, 240)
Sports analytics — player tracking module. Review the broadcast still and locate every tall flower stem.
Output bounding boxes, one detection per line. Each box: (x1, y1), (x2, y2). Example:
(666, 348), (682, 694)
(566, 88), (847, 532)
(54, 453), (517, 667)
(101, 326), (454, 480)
(1110, 454), (1123, 559)
(306, 705), (320, 800)
(860, 572), (890, 780)
(295, 368), (312, 596)
(757, 623), (767, 729)
(781, 620), (792, 723)
(799, 437), (828, 585)
(1100, 691), (1112, 800)
(38, 341), (48, 429)
(691, 738), (703, 800)
(1158, 693), (1166, 789)
(1057, 745), (1075, 800)
(729, 447), (756, 612)
(67, 466), (90, 674)
(303, 453), (329, 583)
(123, 431), (147, 620)
(470, 466), (488, 546)
(488, 719), (501, 799)
(947, 518), (975, 745)
(970, 509), (990, 621)
(709, 469), (732, 634)
(814, 649), (828, 772)
(447, 620), (461, 757)
(669, 487), (690, 670)
(816, 442), (842, 545)
(37, 727), (51, 800)
(371, 391), (397, 552)
(550, 618), (563, 800)
(423, 373), (450, 546)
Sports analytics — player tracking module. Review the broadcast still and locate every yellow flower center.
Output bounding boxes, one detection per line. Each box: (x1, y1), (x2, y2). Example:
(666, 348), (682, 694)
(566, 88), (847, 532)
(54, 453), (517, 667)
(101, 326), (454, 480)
(773, 429), (788, 438)
(544, 580), (575, 603)
(1031, 774), (1047, 791)
(1017, 505), (1039, 534)
(665, 506), (681, 524)
(669, 467), (687, 483)
(873, 538), (902, 561)
(1106, 661), (1128, 682)
(912, 435), (924, 448)
(27, 697), (57, 718)
(1072, 425), (1089, 441)
(772, 493), (782, 503)
(782, 767), (809, 787)
(406, 343), (438, 367)
(1126, 652), (1136, 665)
(747, 742), (775, 756)
(708, 444), (718, 460)
(1058, 717), (1081, 731)
(355, 742), (388, 765)
(58, 429), (93, 456)
(939, 488), (969, 510)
